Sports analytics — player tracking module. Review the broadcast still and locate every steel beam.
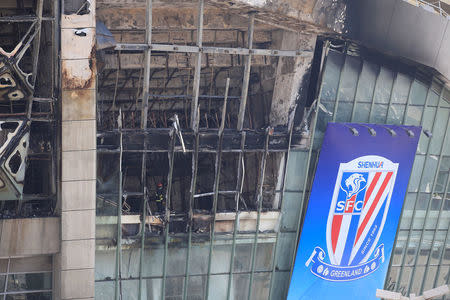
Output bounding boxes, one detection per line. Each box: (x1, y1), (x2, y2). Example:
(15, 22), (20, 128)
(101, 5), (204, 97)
(248, 129), (270, 300)
(190, 0), (204, 131)
(115, 43), (312, 58)
(140, 0), (153, 129)
(237, 13), (255, 131)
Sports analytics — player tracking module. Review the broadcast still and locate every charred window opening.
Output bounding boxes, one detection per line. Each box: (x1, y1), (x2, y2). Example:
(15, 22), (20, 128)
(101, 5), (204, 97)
(0, 75), (14, 87)
(8, 150), (21, 174)
(95, 1), (320, 298)
(63, 0), (91, 15)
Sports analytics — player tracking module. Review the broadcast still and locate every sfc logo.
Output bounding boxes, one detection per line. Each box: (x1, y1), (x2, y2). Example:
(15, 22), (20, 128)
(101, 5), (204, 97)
(306, 155), (398, 281)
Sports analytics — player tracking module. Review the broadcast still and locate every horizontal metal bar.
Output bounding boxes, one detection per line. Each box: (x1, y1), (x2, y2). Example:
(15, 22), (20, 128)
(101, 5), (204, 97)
(115, 43), (312, 57)
(0, 289), (52, 295)
(193, 190), (236, 198)
(0, 15), (37, 22)
(32, 97), (56, 102)
(0, 270), (52, 276)
(98, 148), (292, 154)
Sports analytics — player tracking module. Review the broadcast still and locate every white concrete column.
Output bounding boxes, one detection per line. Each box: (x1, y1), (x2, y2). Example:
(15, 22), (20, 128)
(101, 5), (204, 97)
(269, 31), (316, 126)
(58, 3), (97, 299)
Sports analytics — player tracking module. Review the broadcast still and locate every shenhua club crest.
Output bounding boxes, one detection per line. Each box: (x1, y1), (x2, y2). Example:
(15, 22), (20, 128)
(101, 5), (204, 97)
(305, 155), (398, 281)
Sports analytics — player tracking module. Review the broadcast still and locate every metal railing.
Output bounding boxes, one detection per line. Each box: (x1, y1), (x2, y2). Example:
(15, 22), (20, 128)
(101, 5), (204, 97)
(404, 0), (450, 18)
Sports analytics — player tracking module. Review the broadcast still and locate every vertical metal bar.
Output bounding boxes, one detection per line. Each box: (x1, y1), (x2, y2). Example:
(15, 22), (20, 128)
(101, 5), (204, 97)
(190, 0), (204, 130)
(140, 0), (153, 129)
(268, 119), (295, 299)
(204, 79), (230, 300)
(139, 1), (152, 297)
(182, 226), (192, 300)
(183, 132), (199, 298)
(331, 54), (346, 122)
(384, 82), (432, 288)
(161, 129), (175, 300)
(402, 78), (414, 125)
(161, 227), (169, 300)
(384, 73), (399, 124)
(227, 132), (246, 300)
(248, 130), (270, 300)
(368, 65), (382, 123)
(237, 13), (255, 131)
(115, 114), (124, 300)
(425, 162), (450, 292)
(53, 0), (59, 99)
(28, 0), (44, 120)
(410, 114), (450, 295)
(395, 87), (443, 292)
(349, 59), (364, 122)
(138, 153), (148, 299)
(285, 42), (330, 298)
(138, 187), (147, 300)
(31, 0), (43, 87)
(3, 259), (10, 300)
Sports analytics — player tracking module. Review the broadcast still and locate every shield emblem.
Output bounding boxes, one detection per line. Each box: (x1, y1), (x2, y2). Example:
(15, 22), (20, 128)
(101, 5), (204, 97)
(326, 155), (398, 266)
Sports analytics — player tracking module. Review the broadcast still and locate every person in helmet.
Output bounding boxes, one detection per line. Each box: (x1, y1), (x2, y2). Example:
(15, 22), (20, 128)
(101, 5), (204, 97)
(154, 182), (165, 214)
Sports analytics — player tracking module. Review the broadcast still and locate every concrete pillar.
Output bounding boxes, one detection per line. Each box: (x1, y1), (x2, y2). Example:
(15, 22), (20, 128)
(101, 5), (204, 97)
(269, 31), (315, 209)
(269, 31), (316, 126)
(57, 2), (97, 299)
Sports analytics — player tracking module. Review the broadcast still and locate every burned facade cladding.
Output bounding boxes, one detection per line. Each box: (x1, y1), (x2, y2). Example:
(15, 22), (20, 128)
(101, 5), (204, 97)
(0, 0), (449, 299)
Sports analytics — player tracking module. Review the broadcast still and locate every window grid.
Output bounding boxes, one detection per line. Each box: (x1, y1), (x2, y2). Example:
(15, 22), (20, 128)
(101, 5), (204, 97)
(310, 47), (450, 299)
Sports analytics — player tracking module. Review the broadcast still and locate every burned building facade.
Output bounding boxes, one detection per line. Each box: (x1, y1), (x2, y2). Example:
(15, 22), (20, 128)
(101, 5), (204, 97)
(0, 0), (449, 299)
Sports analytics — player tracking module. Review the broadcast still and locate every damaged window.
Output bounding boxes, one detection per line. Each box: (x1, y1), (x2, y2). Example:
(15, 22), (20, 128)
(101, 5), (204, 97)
(0, 0), (58, 217)
(95, 1), (316, 299)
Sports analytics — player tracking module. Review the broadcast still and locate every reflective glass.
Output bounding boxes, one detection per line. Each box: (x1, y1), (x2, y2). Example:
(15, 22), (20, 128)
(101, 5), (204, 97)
(145, 278), (162, 300)
(429, 109), (449, 155)
(355, 61), (378, 103)
(410, 266), (425, 294)
(233, 243), (252, 273)
(95, 281), (114, 300)
(95, 250), (116, 280)
(409, 155), (425, 192)
(430, 230), (447, 265)
(370, 103), (388, 124)
(352, 103), (370, 123)
(5, 292), (51, 300)
(186, 275), (205, 299)
(418, 106), (437, 154)
(6, 273), (51, 292)
(386, 104), (405, 124)
(207, 274), (229, 299)
(410, 81), (428, 105)
(398, 266), (412, 295)
(250, 272), (270, 300)
(211, 243), (232, 274)
(422, 266), (437, 291)
(232, 273), (249, 299)
(165, 276), (184, 299)
(392, 73), (412, 104)
(335, 102), (353, 122)
(0, 275), (5, 291)
(320, 51), (344, 102)
(405, 105), (422, 126)
(435, 265), (449, 286)
(167, 237), (187, 276)
(374, 67), (394, 104)
(420, 157), (438, 193)
(122, 279), (139, 300)
(338, 56), (360, 102)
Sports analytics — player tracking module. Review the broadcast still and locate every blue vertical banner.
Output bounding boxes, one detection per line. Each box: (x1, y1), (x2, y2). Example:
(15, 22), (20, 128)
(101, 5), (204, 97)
(287, 123), (421, 300)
